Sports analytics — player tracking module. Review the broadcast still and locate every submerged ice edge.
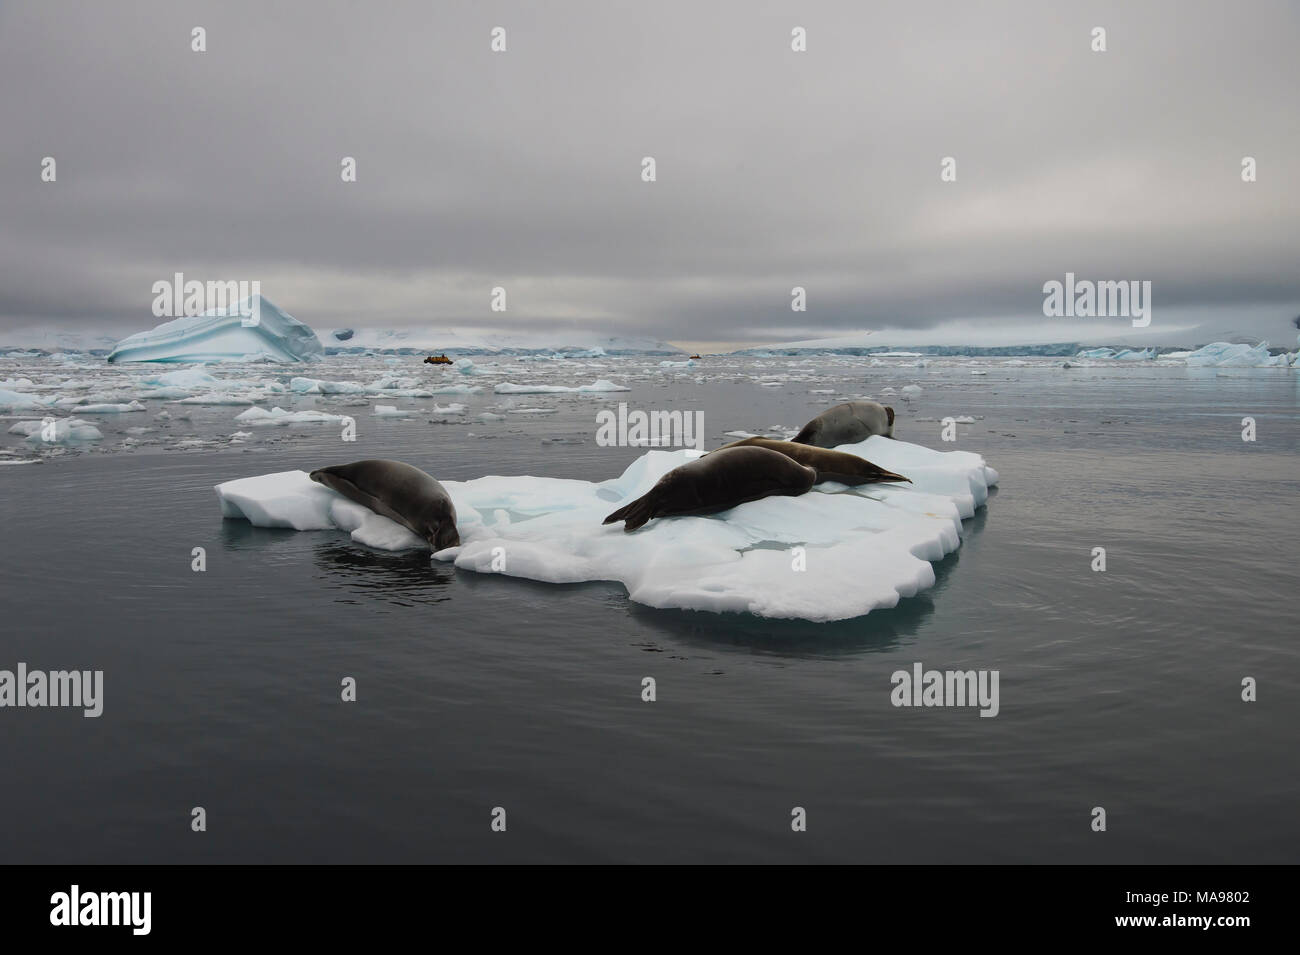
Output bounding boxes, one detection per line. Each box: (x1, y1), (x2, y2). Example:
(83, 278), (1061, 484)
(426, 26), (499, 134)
(213, 437), (998, 622)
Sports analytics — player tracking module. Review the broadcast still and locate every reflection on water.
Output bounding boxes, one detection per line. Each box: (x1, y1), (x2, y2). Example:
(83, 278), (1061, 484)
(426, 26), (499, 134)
(312, 539), (453, 607)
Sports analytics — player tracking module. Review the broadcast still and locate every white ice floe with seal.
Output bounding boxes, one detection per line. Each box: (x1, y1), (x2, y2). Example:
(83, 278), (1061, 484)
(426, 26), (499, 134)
(215, 436), (999, 622)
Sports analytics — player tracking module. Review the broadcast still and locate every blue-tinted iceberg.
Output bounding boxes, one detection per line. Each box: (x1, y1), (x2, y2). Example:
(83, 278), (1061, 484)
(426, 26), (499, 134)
(1183, 341), (1288, 368)
(107, 296), (323, 364)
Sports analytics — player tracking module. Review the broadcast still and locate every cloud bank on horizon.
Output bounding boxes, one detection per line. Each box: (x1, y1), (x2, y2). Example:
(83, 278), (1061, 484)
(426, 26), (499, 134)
(1, 0), (1297, 347)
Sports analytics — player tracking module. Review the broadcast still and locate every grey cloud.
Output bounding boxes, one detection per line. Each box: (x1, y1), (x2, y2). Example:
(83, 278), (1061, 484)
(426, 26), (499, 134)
(1, 0), (1297, 344)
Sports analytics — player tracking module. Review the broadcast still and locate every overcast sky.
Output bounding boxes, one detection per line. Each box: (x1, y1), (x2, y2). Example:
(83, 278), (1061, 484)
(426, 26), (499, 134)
(2, 0), (1297, 348)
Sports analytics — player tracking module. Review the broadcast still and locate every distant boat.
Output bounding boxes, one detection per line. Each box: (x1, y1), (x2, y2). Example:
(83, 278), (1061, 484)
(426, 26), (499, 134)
(689, 354), (702, 360)
(424, 354), (453, 365)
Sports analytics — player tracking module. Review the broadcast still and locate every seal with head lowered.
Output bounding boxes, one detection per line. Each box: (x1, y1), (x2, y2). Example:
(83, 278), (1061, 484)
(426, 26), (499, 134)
(792, 400), (895, 447)
(310, 459), (460, 550)
(602, 445), (816, 532)
(714, 436), (909, 485)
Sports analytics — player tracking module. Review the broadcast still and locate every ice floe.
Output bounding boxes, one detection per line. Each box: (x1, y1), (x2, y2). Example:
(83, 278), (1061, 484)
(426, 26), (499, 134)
(493, 379), (629, 394)
(214, 436), (998, 621)
(233, 407), (350, 427)
(10, 418), (104, 443)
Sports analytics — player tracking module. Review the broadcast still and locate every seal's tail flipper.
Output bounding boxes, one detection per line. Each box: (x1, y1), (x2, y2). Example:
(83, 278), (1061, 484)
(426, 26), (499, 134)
(603, 494), (655, 531)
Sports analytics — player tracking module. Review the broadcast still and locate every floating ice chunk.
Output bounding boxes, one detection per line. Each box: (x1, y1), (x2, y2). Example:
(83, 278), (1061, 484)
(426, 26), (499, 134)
(0, 377), (36, 390)
(508, 407), (558, 415)
(453, 358), (483, 376)
(66, 400), (147, 414)
(372, 405), (415, 417)
(494, 379), (629, 394)
(901, 384), (923, 395)
(289, 376), (368, 394)
(175, 392), (259, 405)
(107, 295), (323, 363)
(140, 366), (219, 389)
(216, 438), (999, 621)
(477, 412), (506, 422)
(429, 383), (482, 395)
(11, 417), (103, 443)
(233, 406), (349, 427)
(0, 389), (54, 412)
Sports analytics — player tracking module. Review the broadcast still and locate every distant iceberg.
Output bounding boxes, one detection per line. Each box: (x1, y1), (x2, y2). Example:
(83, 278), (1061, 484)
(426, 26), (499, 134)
(107, 295), (323, 364)
(1183, 341), (1289, 368)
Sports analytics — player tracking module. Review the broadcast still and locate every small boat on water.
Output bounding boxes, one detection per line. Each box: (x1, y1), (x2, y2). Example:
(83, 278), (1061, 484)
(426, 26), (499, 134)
(689, 354), (702, 360)
(424, 354), (453, 365)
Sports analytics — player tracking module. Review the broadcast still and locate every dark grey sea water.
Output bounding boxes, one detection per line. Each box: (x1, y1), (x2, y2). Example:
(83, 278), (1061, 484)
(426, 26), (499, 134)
(1, 359), (1297, 863)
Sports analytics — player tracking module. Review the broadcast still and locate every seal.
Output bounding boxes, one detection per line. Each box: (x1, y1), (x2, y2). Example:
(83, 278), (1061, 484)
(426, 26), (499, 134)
(715, 436), (910, 485)
(309, 459), (460, 549)
(792, 400), (895, 447)
(602, 445), (816, 531)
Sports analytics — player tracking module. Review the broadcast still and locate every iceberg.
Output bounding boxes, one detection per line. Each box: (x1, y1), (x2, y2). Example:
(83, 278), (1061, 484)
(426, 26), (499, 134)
(1183, 341), (1287, 367)
(214, 437), (999, 622)
(107, 295), (323, 364)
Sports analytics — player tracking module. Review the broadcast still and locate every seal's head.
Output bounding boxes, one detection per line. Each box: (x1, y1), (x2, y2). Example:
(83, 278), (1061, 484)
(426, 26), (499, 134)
(426, 520), (460, 551)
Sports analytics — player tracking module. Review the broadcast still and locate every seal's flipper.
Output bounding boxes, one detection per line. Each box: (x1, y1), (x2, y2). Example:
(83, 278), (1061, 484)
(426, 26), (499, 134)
(603, 494), (656, 531)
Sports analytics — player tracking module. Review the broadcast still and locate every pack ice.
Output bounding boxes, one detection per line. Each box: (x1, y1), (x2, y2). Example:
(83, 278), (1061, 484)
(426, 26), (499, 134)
(107, 295), (323, 364)
(215, 437), (998, 621)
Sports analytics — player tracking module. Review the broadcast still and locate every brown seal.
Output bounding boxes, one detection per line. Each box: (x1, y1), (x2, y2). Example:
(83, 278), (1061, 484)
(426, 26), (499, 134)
(310, 459), (460, 550)
(792, 400), (895, 446)
(715, 437), (909, 486)
(602, 446), (816, 532)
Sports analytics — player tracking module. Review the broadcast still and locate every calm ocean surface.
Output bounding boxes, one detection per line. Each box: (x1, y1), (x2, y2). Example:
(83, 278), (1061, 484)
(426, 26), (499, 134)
(1, 358), (1296, 863)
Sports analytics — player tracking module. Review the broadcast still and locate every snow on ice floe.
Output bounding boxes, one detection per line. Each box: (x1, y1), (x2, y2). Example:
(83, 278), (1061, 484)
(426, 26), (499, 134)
(493, 379), (629, 394)
(214, 437), (999, 622)
(106, 295), (323, 364)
